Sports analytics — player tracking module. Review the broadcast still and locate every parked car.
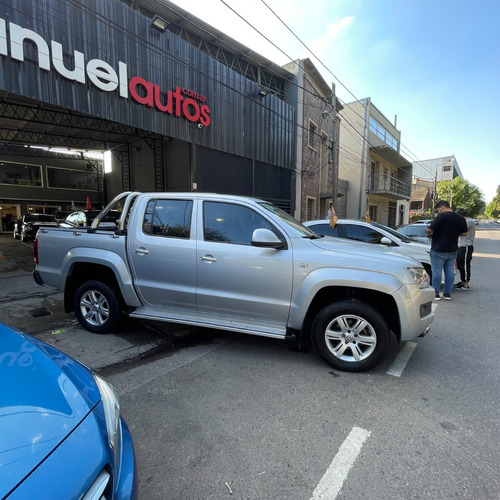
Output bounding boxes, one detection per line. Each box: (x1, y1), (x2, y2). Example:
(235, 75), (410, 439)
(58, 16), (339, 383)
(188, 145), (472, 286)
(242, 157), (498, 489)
(61, 209), (121, 228)
(304, 219), (434, 278)
(54, 210), (73, 223)
(13, 214), (59, 242)
(396, 222), (431, 244)
(0, 322), (138, 499)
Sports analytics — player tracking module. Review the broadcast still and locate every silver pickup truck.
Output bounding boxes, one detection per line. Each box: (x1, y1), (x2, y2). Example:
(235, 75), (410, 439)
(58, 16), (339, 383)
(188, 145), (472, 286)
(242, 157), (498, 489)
(33, 191), (434, 372)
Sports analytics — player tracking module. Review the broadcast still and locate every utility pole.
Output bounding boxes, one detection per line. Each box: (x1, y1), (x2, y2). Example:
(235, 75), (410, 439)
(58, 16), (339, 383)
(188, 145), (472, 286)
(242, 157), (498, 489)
(330, 83), (338, 204)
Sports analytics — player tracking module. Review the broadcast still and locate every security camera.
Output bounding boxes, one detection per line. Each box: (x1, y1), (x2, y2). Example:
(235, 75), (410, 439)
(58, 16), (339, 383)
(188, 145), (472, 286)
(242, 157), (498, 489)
(322, 111), (330, 117)
(197, 123), (204, 129)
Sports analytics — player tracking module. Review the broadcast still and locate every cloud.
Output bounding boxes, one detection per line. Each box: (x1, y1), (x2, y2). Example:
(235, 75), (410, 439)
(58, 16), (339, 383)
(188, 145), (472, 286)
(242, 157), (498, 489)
(297, 16), (354, 67)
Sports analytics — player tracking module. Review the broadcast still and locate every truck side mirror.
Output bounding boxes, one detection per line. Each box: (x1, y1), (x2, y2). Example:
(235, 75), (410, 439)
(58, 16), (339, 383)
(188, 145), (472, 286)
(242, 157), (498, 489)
(251, 228), (286, 249)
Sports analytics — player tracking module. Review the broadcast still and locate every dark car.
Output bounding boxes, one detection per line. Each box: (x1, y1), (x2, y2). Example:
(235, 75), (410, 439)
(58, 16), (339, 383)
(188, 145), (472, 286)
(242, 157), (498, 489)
(13, 214), (59, 242)
(396, 222), (431, 244)
(62, 209), (121, 229)
(0, 322), (138, 499)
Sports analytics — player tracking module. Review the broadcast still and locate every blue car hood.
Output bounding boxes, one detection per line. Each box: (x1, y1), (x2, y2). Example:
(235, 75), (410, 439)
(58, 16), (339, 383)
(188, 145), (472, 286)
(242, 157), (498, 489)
(0, 325), (100, 498)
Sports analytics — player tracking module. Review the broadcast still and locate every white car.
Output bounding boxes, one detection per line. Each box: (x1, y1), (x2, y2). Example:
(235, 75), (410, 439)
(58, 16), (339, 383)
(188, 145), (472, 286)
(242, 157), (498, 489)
(304, 218), (435, 280)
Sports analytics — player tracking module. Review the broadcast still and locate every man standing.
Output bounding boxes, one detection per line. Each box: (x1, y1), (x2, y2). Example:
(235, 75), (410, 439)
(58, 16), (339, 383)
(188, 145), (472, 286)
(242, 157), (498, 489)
(453, 208), (476, 290)
(426, 200), (468, 301)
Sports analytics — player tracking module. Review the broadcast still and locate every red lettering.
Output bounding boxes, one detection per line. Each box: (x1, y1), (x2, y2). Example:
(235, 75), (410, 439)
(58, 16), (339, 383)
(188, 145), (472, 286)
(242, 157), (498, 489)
(200, 105), (211, 126)
(129, 78), (210, 126)
(129, 76), (154, 106)
(172, 86), (183, 117)
(182, 98), (200, 122)
(154, 86), (173, 113)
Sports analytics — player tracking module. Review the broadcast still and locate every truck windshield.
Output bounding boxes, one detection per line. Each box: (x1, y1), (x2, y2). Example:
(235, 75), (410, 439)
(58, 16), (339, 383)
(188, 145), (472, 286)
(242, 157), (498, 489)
(259, 202), (319, 238)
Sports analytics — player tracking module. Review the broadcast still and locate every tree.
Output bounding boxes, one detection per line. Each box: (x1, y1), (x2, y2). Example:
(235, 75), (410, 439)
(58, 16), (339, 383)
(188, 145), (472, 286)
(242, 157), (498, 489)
(436, 178), (485, 217)
(485, 185), (500, 219)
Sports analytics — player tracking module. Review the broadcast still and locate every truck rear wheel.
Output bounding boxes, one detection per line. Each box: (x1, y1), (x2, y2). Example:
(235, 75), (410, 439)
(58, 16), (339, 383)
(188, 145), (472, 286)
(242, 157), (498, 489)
(74, 280), (120, 334)
(311, 300), (391, 372)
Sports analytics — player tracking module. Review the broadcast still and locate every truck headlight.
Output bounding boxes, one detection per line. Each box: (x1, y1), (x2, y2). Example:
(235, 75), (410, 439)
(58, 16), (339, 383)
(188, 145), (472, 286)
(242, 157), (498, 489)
(407, 266), (430, 289)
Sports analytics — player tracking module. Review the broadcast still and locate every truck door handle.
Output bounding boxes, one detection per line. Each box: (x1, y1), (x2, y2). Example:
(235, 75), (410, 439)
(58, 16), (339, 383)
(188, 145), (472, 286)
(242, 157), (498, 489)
(134, 247), (150, 255)
(200, 254), (217, 263)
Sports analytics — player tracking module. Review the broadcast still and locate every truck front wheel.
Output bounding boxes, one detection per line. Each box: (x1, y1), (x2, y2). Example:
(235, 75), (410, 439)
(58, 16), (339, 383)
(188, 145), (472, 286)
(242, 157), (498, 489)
(74, 280), (120, 334)
(311, 301), (391, 372)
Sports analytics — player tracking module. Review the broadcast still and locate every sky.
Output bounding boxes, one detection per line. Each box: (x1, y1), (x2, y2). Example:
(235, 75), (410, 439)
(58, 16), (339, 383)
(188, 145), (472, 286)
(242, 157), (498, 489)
(169, 0), (500, 203)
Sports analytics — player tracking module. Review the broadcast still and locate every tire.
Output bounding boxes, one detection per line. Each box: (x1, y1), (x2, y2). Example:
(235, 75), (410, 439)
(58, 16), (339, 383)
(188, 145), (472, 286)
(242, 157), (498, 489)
(311, 300), (391, 372)
(73, 280), (120, 334)
(20, 230), (25, 242)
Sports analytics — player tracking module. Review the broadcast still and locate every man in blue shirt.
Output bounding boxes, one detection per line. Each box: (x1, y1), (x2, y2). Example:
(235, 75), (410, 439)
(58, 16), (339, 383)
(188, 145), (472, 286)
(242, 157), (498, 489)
(426, 200), (468, 301)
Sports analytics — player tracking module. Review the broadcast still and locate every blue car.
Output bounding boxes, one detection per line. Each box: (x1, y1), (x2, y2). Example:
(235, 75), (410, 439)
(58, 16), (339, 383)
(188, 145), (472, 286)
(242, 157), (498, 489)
(0, 322), (138, 499)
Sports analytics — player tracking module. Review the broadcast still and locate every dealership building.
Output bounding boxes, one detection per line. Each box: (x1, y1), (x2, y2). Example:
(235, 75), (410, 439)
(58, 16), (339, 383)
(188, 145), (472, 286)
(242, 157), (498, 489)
(0, 0), (341, 232)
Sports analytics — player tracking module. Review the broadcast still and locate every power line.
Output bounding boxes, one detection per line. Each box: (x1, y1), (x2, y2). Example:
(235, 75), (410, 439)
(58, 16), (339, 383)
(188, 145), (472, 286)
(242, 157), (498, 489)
(254, 0), (439, 180)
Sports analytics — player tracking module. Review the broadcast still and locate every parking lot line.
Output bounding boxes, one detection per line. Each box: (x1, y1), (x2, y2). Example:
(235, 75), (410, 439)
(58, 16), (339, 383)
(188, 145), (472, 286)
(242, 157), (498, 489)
(387, 341), (417, 377)
(310, 426), (371, 500)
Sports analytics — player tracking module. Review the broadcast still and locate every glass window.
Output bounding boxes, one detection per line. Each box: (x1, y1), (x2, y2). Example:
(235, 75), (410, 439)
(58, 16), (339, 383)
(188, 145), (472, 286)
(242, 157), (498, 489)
(143, 199), (193, 238)
(344, 224), (383, 244)
(203, 201), (277, 245)
(25, 214), (57, 223)
(308, 121), (317, 149)
(0, 160), (42, 187)
(308, 223), (340, 238)
(398, 225), (428, 238)
(47, 167), (98, 190)
(369, 117), (399, 152)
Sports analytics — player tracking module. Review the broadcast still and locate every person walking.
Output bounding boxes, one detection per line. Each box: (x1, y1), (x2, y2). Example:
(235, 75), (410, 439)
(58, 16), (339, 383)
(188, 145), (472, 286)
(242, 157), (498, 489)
(426, 200), (468, 301)
(453, 208), (475, 290)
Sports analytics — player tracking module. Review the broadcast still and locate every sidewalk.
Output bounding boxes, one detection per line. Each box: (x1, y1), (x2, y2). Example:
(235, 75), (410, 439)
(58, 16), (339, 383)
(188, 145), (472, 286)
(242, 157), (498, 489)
(0, 234), (180, 372)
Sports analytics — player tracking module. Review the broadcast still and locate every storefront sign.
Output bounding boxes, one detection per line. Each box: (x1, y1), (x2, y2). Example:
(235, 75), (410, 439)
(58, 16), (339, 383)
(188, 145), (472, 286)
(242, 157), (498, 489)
(0, 18), (211, 126)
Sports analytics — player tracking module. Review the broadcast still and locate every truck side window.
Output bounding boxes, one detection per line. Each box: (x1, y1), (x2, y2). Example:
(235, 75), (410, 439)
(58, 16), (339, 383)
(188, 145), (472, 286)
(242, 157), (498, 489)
(143, 199), (193, 238)
(203, 201), (278, 245)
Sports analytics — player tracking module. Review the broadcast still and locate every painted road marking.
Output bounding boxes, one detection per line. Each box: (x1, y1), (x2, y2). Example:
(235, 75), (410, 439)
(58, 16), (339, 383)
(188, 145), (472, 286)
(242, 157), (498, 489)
(310, 426), (371, 500)
(387, 341), (417, 377)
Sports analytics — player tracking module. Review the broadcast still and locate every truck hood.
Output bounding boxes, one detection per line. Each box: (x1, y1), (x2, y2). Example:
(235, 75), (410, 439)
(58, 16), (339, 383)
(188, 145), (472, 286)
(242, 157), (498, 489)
(0, 325), (100, 498)
(309, 235), (421, 268)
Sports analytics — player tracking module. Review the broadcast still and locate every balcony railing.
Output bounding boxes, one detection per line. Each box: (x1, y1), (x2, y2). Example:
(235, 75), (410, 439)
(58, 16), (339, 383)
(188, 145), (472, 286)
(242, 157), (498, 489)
(366, 173), (411, 199)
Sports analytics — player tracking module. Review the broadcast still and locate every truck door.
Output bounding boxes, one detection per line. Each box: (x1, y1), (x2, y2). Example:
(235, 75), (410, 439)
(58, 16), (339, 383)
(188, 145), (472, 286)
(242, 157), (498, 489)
(128, 198), (196, 311)
(196, 201), (293, 328)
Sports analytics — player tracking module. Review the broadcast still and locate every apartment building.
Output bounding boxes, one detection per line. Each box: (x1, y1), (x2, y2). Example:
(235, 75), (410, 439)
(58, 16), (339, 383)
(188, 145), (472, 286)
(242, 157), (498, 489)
(338, 98), (412, 227)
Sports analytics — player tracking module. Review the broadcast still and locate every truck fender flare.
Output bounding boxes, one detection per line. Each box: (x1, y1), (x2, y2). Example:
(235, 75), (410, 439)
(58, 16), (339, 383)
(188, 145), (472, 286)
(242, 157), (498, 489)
(62, 249), (142, 307)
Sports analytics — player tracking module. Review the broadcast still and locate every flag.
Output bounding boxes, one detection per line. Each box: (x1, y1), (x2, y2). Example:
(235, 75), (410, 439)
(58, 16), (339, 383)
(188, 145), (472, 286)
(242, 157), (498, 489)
(329, 203), (337, 229)
(364, 209), (371, 222)
(71, 200), (76, 211)
(86, 196), (93, 210)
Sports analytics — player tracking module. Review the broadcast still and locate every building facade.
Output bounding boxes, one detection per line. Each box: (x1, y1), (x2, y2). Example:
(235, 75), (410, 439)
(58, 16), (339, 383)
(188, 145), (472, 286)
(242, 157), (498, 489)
(283, 58), (342, 221)
(338, 98), (412, 227)
(0, 0), (301, 231)
(410, 155), (463, 212)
